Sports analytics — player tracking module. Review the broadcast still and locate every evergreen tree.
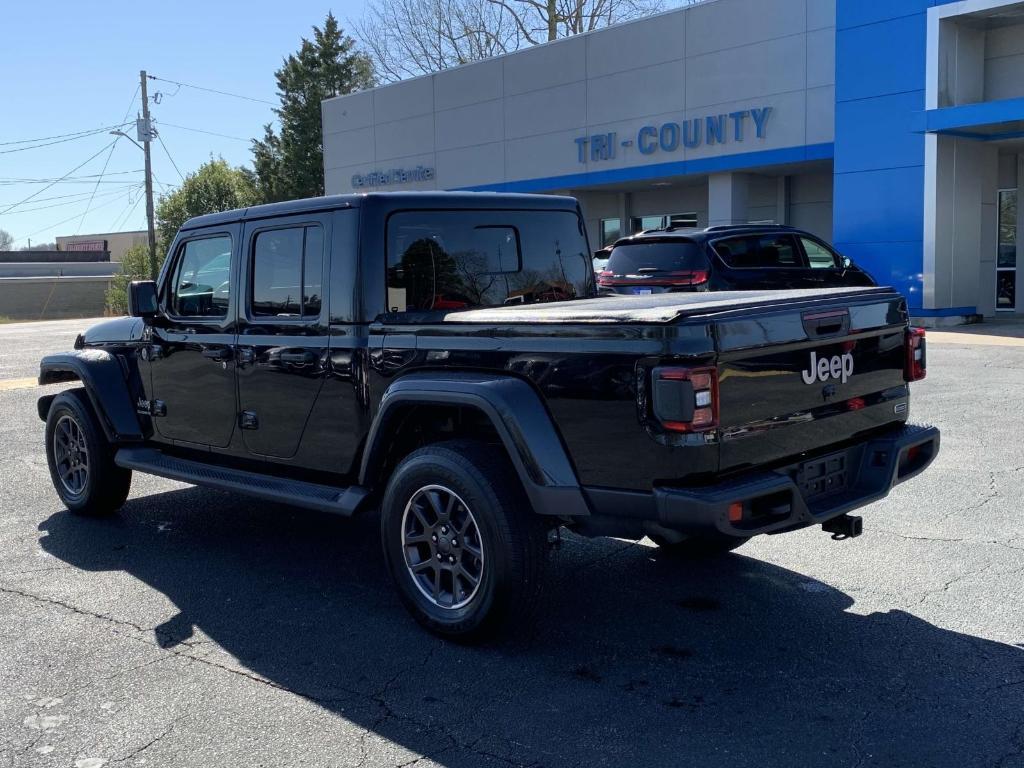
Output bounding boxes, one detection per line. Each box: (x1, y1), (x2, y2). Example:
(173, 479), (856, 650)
(253, 13), (374, 202)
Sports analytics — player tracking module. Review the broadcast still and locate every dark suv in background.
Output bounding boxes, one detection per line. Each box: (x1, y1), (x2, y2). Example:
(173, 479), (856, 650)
(596, 225), (876, 295)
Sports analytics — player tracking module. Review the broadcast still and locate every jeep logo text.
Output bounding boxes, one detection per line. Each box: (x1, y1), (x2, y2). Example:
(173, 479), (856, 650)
(801, 351), (853, 385)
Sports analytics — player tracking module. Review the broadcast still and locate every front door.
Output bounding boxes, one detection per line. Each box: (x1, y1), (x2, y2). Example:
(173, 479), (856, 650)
(235, 216), (330, 459)
(147, 227), (239, 447)
(796, 234), (856, 288)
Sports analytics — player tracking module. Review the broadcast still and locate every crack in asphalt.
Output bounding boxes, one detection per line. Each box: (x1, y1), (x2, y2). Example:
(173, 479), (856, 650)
(110, 721), (178, 766)
(916, 563), (995, 606)
(0, 587), (538, 768)
(873, 528), (1024, 553)
(0, 584), (151, 635)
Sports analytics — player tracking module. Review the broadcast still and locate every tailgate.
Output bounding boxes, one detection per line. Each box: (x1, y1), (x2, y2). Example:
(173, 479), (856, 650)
(708, 290), (910, 474)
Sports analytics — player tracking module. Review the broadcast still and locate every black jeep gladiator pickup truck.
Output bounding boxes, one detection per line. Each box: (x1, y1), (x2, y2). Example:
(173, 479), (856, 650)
(38, 192), (939, 640)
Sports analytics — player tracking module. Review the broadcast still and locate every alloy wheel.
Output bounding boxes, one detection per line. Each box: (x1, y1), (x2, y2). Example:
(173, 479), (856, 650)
(53, 414), (89, 496)
(401, 484), (485, 610)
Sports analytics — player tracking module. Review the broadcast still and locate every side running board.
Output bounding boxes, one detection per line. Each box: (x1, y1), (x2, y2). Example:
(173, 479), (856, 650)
(114, 447), (370, 516)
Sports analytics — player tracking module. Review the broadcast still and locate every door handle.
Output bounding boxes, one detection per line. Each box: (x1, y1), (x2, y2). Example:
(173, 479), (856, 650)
(201, 347), (232, 361)
(279, 350), (316, 365)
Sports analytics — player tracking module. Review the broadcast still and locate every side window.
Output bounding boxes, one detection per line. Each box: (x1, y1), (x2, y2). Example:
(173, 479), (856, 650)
(713, 234), (803, 269)
(385, 210), (590, 312)
(170, 235), (232, 317)
(800, 236), (840, 269)
(251, 225), (323, 319)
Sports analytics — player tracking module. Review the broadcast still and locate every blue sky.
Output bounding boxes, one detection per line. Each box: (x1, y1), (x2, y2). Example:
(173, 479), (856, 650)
(0, 0), (362, 247)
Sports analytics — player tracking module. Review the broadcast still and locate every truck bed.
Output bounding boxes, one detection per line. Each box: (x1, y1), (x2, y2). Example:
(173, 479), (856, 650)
(437, 287), (899, 325)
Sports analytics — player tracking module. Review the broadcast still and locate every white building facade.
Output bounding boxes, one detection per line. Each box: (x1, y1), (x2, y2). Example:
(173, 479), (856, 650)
(323, 0), (1024, 321)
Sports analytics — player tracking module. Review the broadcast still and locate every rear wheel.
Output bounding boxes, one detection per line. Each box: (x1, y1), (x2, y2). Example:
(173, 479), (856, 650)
(45, 389), (131, 516)
(380, 440), (547, 641)
(649, 532), (748, 558)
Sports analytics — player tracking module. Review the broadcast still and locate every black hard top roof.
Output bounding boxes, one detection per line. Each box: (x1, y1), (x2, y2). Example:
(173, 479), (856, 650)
(180, 191), (580, 231)
(613, 224), (807, 246)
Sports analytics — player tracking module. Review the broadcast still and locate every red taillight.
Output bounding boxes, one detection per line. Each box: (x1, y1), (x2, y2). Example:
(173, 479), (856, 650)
(598, 270), (709, 288)
(652, 366), (719, 433)
(905, 327), (927, 382)
(666, 270), (709, 286)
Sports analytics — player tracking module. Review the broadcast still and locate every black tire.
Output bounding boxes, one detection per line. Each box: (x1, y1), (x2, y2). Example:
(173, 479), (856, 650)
(45, 388), (131, 516)
(649, 532), (748, 558)
(380, 440), (547, 642)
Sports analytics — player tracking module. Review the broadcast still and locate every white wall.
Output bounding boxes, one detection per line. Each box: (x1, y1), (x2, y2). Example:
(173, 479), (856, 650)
(323, 0), (835, 194)
(789, 171), (834, 241)
(985, 23), (1024, 102)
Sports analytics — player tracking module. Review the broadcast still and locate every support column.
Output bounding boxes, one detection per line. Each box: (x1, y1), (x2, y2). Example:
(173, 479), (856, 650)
(776, 175), (790, 226)
(619, 192), (633, 235)
(923, 134), (999, 315)
(708, 173), (750, 227)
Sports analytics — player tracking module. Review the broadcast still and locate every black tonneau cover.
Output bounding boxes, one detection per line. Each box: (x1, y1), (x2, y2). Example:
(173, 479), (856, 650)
(439, 287), (899, 324)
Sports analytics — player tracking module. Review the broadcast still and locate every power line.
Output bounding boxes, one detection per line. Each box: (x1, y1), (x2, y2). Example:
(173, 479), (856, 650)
(0, 139), (119, 216)
(0, 123), (131, 155)
(0, 122), (131, 148)
(5, 187), (128, 215)
(111, 188), (146, 233)
(0, 170), (144, 184)
(155, 121), (249, 142)
(13, 185), (141, 243)
(76, 137), (122, 233)
(0, 179), (144, 187)
(0, 186), (126, 207)
(147, 74), (276, 106)
(156, 133), (186, 183)
(122, 83), (141, 123)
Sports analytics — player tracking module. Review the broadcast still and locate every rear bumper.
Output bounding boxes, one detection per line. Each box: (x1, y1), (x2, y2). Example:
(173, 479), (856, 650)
(583, 423), (939, 539)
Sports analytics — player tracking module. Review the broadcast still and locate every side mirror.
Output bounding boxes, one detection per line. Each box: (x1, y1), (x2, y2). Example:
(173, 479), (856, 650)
(842, 256), (852, 269)
(128, 280), (158, 317)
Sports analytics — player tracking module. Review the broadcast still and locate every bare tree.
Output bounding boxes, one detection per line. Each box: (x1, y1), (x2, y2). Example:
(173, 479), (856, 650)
(353, 0), (678, 82)
(0, 229), (13, 251)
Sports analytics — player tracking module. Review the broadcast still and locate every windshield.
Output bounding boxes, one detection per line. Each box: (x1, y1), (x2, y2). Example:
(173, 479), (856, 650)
(605, 241), (707, 275)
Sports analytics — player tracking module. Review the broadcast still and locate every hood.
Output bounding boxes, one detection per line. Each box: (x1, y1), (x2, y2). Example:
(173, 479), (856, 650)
(81, 316), (145, 346)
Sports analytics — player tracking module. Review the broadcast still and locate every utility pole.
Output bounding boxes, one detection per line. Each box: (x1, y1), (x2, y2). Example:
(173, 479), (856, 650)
(140, 70), (158, 279)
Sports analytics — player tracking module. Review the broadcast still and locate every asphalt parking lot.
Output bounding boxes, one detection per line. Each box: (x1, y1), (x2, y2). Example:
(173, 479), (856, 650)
(1, 317), (1022, 768)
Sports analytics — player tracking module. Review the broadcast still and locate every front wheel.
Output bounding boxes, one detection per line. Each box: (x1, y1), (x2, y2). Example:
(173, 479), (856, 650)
(45, 389), (132, 516)
(380, 440), (547, 642)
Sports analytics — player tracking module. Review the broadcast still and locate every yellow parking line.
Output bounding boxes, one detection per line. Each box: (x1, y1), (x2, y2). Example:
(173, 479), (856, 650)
(928, 332), (1024, 347)
(0, 377), (38, 392)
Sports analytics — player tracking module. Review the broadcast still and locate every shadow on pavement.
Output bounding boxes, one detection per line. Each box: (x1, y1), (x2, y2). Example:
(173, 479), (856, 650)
(38, 487), (1024, 767)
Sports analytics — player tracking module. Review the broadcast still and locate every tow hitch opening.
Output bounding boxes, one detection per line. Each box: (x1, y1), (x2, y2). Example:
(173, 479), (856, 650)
(822, 514), (862, 540)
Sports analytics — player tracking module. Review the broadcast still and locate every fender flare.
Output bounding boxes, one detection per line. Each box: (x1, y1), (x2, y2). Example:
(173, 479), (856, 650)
(38, 351), (145, 443)
(360, 372), (590, 518)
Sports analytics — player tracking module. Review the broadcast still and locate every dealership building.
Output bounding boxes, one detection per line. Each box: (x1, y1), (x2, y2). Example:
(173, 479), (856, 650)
(322, 0), (1024, 321)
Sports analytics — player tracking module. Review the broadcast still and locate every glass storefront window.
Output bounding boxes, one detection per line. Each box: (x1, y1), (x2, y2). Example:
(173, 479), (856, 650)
(629, 213), (698, 233)
(997, 189), (1017, 312)
(600, 218), (621, 247)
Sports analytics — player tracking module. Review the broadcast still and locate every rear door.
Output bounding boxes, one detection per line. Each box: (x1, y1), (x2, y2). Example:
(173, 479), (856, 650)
(710, 290), (910, 472)
(235, 215), (330, 459)
(711, 233), (812, 289)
